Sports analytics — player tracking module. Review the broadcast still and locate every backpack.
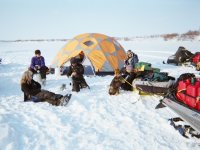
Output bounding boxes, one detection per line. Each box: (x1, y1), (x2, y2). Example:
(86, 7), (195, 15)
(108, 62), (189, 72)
(134, 62), (152, 70)
(176, 73), (195, 83)
(175, 73), (200, 110)
(152, 72), (169, 82)
(192, 52), (200, 64)
(142, 72), (169, 82)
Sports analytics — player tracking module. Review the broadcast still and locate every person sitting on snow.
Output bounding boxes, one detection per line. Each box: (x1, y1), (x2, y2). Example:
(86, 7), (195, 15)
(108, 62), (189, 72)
(109, 69), (125, 95)
(124, 50), (139, 67)
(21, 70), (71, 106)
(29, 50), (48, 85)
(121, 65), (137, 91)
(67, 57), (89, 92)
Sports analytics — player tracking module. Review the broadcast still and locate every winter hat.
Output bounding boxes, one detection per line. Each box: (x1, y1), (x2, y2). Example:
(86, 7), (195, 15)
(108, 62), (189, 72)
(35, 49), (41, 55)
(127, 50), (134, 57)
(126, 65), (133, 73)
(70, 57), (78, 64)
(127, 50), (132, 54)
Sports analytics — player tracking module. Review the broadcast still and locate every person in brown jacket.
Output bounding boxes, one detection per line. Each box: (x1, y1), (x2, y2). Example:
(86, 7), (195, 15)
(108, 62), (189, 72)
(67, 57), (89, 92)
(21, 70), (71, 106)
(109, 69), (125, 95)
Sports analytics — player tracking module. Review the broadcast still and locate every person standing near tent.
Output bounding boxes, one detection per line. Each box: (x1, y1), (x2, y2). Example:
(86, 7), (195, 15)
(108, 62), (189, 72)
(75, 51), (85, 63)
(21, 70), (71, 106)
(67, 57), (89, 92)
(124, 50), (139, 67)
(29, 50), (48, 85)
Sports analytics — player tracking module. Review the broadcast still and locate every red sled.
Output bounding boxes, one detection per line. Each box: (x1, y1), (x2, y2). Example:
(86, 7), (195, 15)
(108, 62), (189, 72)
(176, 92), (186, 103)
(185, 95), (197, 108)
(192, 52), (200, 64)
(177, 79), (190, 92)
(196, 100), (200, 111)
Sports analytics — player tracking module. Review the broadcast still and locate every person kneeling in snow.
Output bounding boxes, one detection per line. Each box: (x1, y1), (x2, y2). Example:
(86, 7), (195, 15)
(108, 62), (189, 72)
(120, 65), (137, 91)
(67, 57), (89, 92)
(21, 70), (71, 106)
(29, 50), (48, 85)
(109, 69), (125, 95)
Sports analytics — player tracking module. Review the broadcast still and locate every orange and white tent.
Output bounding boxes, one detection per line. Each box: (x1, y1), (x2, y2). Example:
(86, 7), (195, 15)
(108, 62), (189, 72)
(51, 33), (126, 75)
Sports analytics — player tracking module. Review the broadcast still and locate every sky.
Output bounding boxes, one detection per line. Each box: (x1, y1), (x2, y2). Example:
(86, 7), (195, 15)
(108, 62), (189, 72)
(0, 0), (200, 40)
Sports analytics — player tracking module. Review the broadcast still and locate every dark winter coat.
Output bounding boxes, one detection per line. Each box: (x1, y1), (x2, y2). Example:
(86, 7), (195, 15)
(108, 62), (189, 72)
(30, 56), (45, 69)
(109, 76), (125, 95)
(121, 72), (136, 91)
(21, 80), (41, 101)
(21, 80), (63, 105)
(67, 63), (88, 92)
(67, 63), (84, 79)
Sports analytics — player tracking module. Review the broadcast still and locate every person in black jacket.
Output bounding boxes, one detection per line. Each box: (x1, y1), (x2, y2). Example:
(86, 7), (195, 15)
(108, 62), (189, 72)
(67, 57), (88, 92)
(120, 65), (136, 91)
(21, 70), (71, 106)
(109, 69), (125, 95)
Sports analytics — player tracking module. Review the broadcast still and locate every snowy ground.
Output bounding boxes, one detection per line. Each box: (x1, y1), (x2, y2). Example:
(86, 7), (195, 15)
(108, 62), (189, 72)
(0, 38), (200, 150)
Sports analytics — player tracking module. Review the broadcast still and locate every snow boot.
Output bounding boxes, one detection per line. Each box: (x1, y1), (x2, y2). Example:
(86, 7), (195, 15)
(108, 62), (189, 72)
(59, 94), (72, 106)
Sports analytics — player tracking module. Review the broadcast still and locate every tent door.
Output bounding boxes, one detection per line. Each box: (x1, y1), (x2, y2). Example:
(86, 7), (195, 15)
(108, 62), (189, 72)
(82, 57), (95, 75)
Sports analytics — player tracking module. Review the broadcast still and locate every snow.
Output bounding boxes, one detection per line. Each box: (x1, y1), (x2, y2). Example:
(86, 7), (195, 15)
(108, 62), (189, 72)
(0, 38), (200, 150)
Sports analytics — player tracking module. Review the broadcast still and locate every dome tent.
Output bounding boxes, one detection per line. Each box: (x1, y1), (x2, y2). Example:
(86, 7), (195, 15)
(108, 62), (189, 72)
(51, 33), (126, 75)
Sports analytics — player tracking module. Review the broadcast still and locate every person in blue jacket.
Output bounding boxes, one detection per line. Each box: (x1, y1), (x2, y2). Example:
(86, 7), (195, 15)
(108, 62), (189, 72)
(29, 50), (48, 84)
(124, 50), (139, 67)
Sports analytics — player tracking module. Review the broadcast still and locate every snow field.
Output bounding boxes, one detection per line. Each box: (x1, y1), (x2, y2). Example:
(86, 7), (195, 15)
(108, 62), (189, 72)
(0, 38), (200, 149)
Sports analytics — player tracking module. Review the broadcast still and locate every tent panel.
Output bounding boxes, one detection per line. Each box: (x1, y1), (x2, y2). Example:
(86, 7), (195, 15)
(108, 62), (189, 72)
(107, 55), (119, 70)
(100, 40), (116, 53)
(92, 33), (108, 40)
(51, 50), (63, 67)
(80, 37), (97, 50)
(101, 60), (114, 72)
(82, 57), (95, 75)
(114, 42), (121, 51)
(58, 50), (82, 67)
(94, 44), (101, 50)
(58, 54), (69, 67)
(117, 49), (126, 62)
(74, 44), (83, 51)
(63, 40), (79, 51)
(87, 50), (106, 71)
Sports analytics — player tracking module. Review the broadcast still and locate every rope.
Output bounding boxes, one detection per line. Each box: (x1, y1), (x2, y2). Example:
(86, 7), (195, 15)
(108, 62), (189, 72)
(121, 76), (142, 104)
(121, 77), (135, 90)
